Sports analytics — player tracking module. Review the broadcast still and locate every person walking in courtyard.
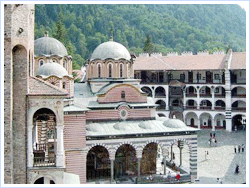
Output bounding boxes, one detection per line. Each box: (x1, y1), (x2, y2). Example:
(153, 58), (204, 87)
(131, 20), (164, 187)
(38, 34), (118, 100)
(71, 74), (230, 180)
(167, 171), (171, 182)
(175, 171), (180, 181)
(242, 144), (245, 152)
(238, 145), (241, 153)
(235, 165), (239, 174)
(234, 145), (237, 153)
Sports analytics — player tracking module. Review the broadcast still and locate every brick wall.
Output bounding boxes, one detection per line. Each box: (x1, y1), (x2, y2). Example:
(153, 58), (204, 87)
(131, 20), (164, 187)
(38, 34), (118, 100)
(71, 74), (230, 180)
(64, 114), (86, 183)
(4, 4), (34, 184)
(98, 84), (147, 103)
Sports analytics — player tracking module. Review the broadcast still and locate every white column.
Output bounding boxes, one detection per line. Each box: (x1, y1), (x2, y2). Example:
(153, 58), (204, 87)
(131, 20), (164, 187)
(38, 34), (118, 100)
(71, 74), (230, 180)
(211, 88), (215, 110)
(183, 89), (186, 109)
(226, 119), (232, 132)
(212, 118), (215, 131)
(56, 124), (65, 167)
(27, 124), (34, 167)
(165, 86), (169, 111)
(197, 87), (200, 109)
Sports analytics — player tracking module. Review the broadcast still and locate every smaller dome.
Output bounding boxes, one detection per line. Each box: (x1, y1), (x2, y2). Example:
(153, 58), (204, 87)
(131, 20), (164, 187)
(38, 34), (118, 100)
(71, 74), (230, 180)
(91, 41), (131, 61)
(86, 123), (104, 132)
(36, 63), (68, 77)
(163, 119), (187, 128)
(113, 122), (131, 131)
(138, 121), (152, 129)
(35, 37), (68, 57)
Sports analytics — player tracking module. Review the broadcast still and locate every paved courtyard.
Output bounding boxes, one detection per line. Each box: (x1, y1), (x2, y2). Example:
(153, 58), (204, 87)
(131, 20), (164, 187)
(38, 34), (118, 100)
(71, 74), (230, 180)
(195, 129), (246, 184)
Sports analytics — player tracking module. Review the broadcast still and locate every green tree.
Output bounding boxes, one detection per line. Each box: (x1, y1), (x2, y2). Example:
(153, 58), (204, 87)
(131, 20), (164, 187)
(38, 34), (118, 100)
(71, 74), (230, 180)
(53, 6), (67, 45)
(143, 34), (154, 56)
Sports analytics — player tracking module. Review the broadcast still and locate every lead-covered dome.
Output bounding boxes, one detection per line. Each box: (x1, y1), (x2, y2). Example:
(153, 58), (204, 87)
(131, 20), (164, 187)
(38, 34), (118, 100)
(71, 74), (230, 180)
(91, 41), (131, 61)
(35, 36), (68, 56)
(163, 119), (187, 128)
(36, 63), (68, 78)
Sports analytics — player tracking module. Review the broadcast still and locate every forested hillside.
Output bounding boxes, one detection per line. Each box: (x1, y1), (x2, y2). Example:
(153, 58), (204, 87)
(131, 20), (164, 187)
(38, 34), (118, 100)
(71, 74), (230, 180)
(35, 4), (246, 69)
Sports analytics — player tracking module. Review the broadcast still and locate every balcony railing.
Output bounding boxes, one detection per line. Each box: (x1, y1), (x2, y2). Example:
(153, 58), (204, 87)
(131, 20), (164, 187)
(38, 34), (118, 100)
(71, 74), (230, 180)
(34, 156), (56, 167)
(186, 93), (197, 97)
(232, 94), (246, 98)
(200, 106), (212, 110)
(200, 94), (212, 97)
(215, 94), (225, 98)
(232, 107), (246, 112)
(185, 106), (197, 109)
(214, 107), (225, 110)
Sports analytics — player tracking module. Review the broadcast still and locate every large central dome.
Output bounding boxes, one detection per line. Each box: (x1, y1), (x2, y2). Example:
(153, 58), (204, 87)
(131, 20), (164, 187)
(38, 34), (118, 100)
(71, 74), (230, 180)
(90, 41), (131, 61)
(35, 36), (68, 57)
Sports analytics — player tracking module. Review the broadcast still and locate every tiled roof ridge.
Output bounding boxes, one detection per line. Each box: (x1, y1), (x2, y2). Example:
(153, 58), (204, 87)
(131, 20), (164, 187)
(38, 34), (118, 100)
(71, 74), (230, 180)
(29, 76), (68, 94)
(152, 56), (175, 69)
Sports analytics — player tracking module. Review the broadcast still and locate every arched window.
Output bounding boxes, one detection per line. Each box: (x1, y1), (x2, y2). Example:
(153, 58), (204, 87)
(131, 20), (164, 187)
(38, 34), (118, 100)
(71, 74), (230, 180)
(63, 60), (67, 68)
(39, 59), (44, 67)
(52, 58), (58, 63)
(91, 64), (94, 77)
(121, 91), (125, 99)
(120, 64), (123, 78)
(98, 64), (101, 78)
(108, 63), (112, 78)
(62, 82), (66, 89)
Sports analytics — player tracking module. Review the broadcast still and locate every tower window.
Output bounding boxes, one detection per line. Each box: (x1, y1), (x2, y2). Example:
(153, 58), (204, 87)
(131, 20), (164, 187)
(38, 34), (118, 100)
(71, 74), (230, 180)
(120, 64), (123, 78)
(39, 59), (44, 67)
(108, 64), (112, 78)
(63, 60), (67, 68)
(52, 58), (58, 63)
(63, 82), (66, 89)
(121, 91), (125, 99)
(98, 64), (101, 78)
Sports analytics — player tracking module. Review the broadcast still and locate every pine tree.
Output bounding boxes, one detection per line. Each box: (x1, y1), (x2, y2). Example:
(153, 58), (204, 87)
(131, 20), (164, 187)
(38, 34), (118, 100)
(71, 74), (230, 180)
(53, 6), (67, 45)
(143, 34), (154, 56)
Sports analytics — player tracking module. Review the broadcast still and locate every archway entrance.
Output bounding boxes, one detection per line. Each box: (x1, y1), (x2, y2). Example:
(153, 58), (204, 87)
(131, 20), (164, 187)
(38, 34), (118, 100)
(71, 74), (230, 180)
(115, 144), (137, 178)
(232, 115), (245, 131)
(33, 108), (56, 167)
(86, 146), (110, 180)
(34, 177), (55, 184)
(141, 143), (158, 175)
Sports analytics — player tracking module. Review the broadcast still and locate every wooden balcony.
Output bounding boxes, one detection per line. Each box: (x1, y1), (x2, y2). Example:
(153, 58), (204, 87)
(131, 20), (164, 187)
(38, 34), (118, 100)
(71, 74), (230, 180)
(232, 107), (246, 112)
(232, 94), (246, 98)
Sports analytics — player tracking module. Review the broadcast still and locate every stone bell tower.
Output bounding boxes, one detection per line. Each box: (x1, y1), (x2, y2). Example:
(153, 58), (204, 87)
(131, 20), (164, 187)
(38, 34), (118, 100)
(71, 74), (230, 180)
(4, 4), (35, 184)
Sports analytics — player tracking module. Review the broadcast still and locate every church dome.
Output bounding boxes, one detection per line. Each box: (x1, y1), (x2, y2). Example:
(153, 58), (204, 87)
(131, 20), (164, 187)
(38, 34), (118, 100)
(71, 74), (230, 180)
(36, 63), (68, 77)
(113, 122), (131, 131)
(138, 121), (152, 129)
(163, 119), (187, 128)
(35, 36), (68, 56)
(90, 41), (131, 61)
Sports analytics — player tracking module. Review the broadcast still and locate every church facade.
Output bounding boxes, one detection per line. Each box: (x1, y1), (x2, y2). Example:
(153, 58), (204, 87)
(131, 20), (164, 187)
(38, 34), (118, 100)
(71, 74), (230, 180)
(5, 4), (233, 185)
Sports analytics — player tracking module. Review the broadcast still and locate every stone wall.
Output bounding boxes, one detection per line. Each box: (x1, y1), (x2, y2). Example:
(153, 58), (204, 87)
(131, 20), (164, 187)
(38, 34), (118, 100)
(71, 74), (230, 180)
(4, 4), (34, 184)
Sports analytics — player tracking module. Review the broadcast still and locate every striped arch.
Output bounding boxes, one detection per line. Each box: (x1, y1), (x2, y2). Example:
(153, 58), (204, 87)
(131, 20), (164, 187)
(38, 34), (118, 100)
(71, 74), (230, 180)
(86, 143), (110, 156)
(141, 139), (164, 151)
(114, 141), (137, 151)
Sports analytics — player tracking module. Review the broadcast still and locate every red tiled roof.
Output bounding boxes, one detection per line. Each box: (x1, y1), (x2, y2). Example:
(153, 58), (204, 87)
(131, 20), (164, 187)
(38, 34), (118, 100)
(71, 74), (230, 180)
(28, 76), (68, 96)
(134, 54), (227, 71)
(230, 52), (246, 70)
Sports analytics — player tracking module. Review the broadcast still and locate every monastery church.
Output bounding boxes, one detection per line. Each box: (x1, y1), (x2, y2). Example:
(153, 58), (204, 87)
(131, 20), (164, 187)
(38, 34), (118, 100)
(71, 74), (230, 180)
(6, 4), (246, 184)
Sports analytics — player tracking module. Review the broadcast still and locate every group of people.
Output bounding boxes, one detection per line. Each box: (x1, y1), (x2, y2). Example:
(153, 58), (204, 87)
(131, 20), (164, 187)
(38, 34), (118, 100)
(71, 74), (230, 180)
(208, 133), (217, 146)
(167, 171), (180, 182)
(234, 144), (245, 153)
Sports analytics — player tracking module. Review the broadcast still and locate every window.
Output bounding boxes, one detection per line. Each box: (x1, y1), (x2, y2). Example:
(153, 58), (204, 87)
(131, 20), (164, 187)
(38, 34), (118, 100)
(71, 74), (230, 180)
(98, 64), (101, 78)
(120, 64), (123, 78)
(52, 58), (58, 63)
(63, 60), (67, 68)
(214, 74), (220, 80)
(39, 59), (44, 67)
(121, 91), (125, 99)
(197, 73), (201, 80)
(108, 64), (112, 78)
(180, 74), (185, 82)
(63, 82), (66, 89)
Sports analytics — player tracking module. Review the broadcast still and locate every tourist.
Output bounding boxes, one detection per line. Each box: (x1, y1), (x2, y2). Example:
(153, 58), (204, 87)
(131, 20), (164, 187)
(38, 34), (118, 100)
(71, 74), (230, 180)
(242, 144), (245, 152)
(167, 171), (171, 182)
(238, 145), (241, 153)
(234, 145), (237, 153)
(175, 171), (180, 181)
(235, 165), (239, 174)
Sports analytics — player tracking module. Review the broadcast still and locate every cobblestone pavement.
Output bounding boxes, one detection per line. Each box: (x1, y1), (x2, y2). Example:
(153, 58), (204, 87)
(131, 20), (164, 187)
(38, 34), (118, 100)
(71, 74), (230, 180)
(194, 129), (246, 184)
